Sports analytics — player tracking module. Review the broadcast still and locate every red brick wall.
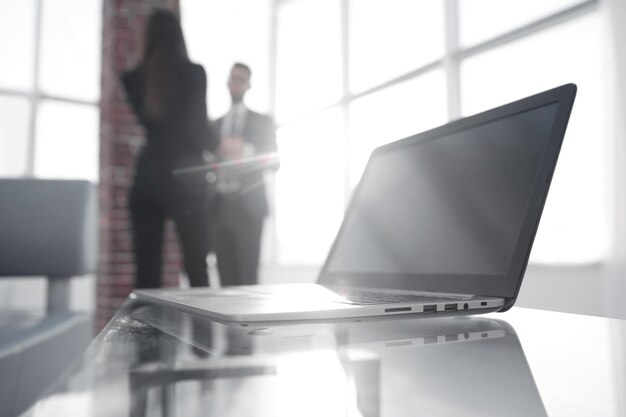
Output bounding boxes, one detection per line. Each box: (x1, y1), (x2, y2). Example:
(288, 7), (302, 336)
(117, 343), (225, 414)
(98, 0), (180, 330)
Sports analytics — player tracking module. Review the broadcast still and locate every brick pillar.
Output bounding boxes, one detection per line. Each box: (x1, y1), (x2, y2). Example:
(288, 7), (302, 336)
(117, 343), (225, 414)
(98, 0), (180, 330)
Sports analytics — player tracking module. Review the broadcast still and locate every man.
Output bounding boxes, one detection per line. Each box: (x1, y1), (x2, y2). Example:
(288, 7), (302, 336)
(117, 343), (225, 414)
(214, 62), (279, 286)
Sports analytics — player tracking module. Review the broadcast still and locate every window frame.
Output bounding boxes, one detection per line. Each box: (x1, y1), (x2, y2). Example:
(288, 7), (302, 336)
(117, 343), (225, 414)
(270, 0), (601, 268)
(0, 0), (100, 179)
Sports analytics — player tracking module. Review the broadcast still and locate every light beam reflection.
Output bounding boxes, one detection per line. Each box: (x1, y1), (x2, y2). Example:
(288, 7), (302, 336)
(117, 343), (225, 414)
(276, 350), (364, 417)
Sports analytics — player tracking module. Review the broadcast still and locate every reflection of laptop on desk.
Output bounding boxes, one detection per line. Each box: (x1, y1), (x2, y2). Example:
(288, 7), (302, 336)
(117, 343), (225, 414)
(134, 83), (576, 324)
(129, 307), (545, 417)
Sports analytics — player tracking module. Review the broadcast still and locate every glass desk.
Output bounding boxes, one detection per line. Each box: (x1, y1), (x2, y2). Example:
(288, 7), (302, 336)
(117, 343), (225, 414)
(18, 299), (626, 417)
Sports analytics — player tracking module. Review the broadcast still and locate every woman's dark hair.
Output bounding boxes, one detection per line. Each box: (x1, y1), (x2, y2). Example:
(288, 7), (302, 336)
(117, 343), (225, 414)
(142, 9), (189, 118)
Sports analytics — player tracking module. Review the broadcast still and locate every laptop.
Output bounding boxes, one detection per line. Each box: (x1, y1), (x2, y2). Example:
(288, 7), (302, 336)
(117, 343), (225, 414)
(133, 83), (577, 324)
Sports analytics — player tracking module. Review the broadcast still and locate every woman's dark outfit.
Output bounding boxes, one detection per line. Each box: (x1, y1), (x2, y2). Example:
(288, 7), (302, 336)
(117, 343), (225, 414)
(122, 62), (217, 288)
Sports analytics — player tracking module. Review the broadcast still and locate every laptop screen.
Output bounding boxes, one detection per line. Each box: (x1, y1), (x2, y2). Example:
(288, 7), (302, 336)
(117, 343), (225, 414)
(320, 85), (575, 302)
(327, 102), (558, 276)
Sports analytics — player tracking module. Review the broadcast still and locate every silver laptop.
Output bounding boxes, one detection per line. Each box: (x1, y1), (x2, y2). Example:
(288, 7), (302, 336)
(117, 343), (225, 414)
(133, 83), (577, 324)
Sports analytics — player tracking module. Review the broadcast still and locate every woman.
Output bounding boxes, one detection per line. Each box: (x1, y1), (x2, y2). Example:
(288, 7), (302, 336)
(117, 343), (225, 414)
(121, 9), (217, 288)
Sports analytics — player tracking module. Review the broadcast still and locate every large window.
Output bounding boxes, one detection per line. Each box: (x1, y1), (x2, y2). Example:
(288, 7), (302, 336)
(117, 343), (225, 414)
(348, 0), (445, 94)
(0, 0), (101, 181)
(274, 0), (606, 266)
(181, 0), (273, 118)
(461, 11), (606, 264)
(275, 108), (346, 264)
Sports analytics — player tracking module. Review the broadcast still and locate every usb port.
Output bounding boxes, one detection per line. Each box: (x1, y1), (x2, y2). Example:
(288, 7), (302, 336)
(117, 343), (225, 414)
(444, 304), (458, 312)
(423, 305), (437, 313)
(445, 333), (458, 342)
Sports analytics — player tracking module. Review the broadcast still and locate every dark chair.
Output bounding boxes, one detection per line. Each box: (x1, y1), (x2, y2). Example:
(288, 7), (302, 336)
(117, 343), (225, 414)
(0, 179), (97, 417)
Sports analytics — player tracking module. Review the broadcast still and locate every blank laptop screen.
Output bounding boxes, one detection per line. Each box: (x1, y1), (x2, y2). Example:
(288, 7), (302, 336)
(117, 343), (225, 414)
(326, 102), (559, 278)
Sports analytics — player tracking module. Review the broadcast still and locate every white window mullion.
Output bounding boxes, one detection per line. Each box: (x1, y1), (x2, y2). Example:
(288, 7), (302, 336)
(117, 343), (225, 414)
(267, 0), (279, 265)
(26, 0), (43, 177)
(444, 0), (461, 121)
(341, 0), (351, 207)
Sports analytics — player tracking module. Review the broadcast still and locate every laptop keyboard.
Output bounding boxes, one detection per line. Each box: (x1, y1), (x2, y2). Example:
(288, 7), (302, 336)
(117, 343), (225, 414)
(332, 289), (465, 305)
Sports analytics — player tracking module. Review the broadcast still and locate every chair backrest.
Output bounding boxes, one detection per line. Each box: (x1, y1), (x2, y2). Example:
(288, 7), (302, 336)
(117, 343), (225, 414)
(0, 179), (97, 311)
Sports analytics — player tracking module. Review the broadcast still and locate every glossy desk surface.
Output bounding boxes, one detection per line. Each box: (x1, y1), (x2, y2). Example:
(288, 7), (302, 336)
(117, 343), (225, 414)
(21, 300), (626, 417)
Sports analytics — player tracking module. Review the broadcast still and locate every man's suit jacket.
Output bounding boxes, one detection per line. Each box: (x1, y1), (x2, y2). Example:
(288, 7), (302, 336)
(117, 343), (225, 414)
(215, 109), (279, 219)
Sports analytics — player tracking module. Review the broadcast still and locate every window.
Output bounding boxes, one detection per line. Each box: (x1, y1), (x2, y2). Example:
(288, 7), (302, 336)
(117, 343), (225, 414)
(34, 101), (99, 181)
(275, 108), (346, 265)
(461, 12), (607, 264)
(39, 0), (101, 102)
(181, 0), (272, 118)
(0, 0), (36, 91)
(273, 0), (605, 266)
(349, 0), (444, 93)
(0, 0), (101, 181)
(275, 0), (342, 124)
(458, 0), (589, 47)
(0, 96), (30, 177)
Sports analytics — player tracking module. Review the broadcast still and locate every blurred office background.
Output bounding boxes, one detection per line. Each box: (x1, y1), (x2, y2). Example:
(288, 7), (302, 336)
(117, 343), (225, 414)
(1, 0), (625, 326)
